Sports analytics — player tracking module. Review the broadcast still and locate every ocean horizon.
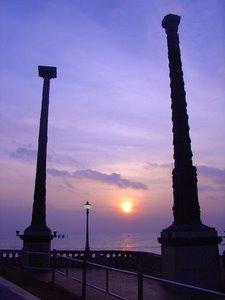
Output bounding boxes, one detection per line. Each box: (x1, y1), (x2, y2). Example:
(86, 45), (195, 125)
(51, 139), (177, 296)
(0, 230), (161, 255)
(1, 230), (224, 255)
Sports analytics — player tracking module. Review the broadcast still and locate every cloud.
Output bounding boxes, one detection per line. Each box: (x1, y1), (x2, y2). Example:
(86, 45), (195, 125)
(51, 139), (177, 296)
(10, 143), (66, 164)
(198, 165), (225, 185)
(146, 163), (225, 185)
(198, 184), (215, 193)
(73, 169), (147, 190)
(145, 162), (173, 169)
(47, 168), (71, 177)
(47, 168), (147, 190)
(9, 145), (37, 162)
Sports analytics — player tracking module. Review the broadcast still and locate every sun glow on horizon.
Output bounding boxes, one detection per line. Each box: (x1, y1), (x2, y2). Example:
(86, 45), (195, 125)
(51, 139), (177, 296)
(120, 201), (133, 214)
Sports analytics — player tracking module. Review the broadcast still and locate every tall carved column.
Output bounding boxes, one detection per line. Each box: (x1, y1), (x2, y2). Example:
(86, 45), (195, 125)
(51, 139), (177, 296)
(158, 14), (222, 289)
(163, 14), (201, 225)
(20, 66), (57, 268)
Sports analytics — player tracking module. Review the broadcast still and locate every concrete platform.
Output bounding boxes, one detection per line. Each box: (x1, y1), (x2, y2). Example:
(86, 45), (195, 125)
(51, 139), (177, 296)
(0, 276), (40, 300)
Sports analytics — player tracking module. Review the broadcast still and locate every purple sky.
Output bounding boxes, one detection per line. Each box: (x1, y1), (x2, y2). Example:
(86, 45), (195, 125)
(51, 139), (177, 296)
(0, 0), (224, 243)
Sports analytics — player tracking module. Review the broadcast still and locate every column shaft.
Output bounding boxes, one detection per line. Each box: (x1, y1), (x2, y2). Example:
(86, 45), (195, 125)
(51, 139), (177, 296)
(31, 78), (50, 226)
(162, 15), (201, 224)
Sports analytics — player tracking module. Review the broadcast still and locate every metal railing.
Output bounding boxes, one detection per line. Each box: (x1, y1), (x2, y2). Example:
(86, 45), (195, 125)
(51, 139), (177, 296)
(53, 254), (225, 300)
(1, 250), (225, 299)
(0, 249), (161, 274)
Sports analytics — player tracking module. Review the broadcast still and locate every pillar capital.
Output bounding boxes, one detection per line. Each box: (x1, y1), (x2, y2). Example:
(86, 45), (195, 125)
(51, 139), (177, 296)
(162, 14), (180, 31)
(38, 65), (57, 79)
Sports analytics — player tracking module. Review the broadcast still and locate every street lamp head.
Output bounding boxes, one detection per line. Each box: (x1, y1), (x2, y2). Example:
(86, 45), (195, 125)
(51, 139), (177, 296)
(84, 201), (92, 210)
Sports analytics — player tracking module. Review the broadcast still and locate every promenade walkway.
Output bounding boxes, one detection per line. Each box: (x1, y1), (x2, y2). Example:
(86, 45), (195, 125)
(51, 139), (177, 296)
(1, 264), (224, 299)
(35, 267), (225, 300)
(0, 266), (79, 300)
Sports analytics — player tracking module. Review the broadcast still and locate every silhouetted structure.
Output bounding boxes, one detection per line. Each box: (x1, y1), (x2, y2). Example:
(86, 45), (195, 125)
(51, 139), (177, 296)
(84, 201), (92, 252)
(158, 14), (222, 289)
(19, 66), (57, 268)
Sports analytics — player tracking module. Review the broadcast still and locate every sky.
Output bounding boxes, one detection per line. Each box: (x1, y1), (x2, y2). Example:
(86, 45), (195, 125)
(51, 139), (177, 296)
(0, 0), (225, 244)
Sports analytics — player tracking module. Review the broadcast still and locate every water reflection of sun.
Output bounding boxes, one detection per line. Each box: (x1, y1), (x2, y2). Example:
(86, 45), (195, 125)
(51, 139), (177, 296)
(120, 201), (133, 214)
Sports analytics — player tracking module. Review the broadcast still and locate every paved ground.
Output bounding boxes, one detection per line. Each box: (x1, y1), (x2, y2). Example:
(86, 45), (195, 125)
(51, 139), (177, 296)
(35, 266), (225, 300)
(0, 266), (79, 300)
(1, 265), (225, 300)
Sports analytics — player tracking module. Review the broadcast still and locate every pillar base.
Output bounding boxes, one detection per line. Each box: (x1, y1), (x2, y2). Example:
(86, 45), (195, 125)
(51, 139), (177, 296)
(158, 224), (222, 290)
(20, 224), (54, 269)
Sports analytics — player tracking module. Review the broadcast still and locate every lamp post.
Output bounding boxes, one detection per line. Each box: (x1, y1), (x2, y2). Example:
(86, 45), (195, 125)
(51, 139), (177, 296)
(84, 201), (92, 252)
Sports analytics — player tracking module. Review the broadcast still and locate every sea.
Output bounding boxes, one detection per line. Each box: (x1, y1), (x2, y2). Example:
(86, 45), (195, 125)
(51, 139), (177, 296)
(0, 230), (161, 254)
(1, 230), (224, 255)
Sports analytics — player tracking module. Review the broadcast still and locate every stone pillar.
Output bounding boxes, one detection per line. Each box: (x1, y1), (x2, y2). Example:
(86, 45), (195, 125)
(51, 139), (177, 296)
(158, 14), (222, 289)
(20, 66), (57, 269)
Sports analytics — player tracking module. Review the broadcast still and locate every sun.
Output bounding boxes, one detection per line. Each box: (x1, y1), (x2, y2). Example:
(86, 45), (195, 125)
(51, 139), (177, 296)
(120, 201), (133, 214)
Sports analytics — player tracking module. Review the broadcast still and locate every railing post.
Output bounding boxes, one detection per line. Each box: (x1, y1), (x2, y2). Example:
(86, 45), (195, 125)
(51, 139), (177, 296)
(66, 255), (69, 276)
(106, 268), (109, 293)
(52, 266), (55, 283)
(52, 249), (56, 283)
(138, 253), (144, 300)
(138, 270), (143, 300)
(82, 257), (87, 300)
